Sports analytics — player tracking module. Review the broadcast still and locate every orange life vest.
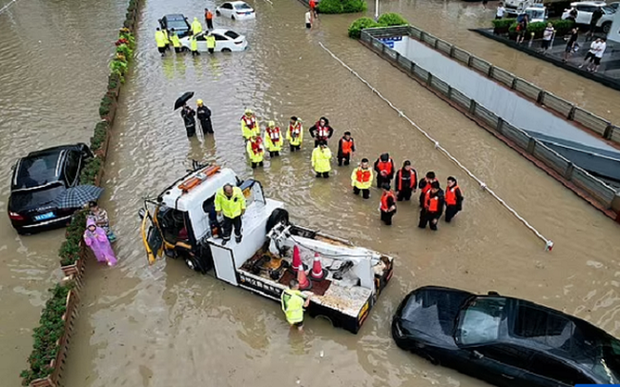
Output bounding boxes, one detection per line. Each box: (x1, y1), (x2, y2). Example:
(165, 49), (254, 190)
(377, 159), (393, 176)
(421, 178), (436, 194)
(446, 185), (460, 206)
(267, 127), (281, 142)
(250, 137), (263, 154)
(289, 122), (301, 138)
(380, 191), (395, 212)
(340, 138), (354, 154)
(206, 10), (213, 20)
(241, 115), (256, 129)
(424, 194), (440, 212)
(396, 169), (416, 191)
(356, 168), (371, 183)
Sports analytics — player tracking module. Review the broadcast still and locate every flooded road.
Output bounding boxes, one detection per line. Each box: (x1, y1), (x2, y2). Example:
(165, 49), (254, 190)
(1, 0), (619, 386)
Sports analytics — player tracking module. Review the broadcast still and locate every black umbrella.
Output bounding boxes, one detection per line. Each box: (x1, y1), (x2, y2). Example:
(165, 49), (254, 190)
(174, 91), (194, 110)
(52, 185), (104, 209)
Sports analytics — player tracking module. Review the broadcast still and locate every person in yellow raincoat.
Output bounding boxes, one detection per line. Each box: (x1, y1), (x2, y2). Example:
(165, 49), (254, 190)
(240, 109), (259, 140)
(155, 28), (167, 57)
(286, 116), (303, 152)
(170, 28), (182, 53)
(191, 17), (203, 36)
(206, 33), (216, 54)
(351, 158), (374, 199)
(190, 34), (199, 56)
(162, 28), (170, 50)
(264, 121), (283, 157)
(246, 135), (265, 168)
(311, 140), (332, 178)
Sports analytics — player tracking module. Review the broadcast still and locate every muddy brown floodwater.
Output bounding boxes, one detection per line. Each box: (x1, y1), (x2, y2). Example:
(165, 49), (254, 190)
(1, 0), (619, 386)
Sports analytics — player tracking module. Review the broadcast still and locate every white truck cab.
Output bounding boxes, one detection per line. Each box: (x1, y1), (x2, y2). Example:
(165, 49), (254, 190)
(140, 163), (395, 333)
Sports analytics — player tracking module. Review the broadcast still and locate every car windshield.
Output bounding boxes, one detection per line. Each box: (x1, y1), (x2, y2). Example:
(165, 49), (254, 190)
(235, 3), (252, 9)
(224, 30), (240, 39)
(13, 152), (62, 190)
(526, 9), (545, 18)
(457, 297), (506, 345)
(167, 20), (189, 30)
(602, 5), (615, 13)
(10, 183), (65, 212)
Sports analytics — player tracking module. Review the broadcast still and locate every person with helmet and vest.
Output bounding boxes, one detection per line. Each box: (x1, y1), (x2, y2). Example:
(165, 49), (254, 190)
(155, 28), (167, 57)
(181, 104), (196, 137)
(374, 153), (395, 189)
(351, 158), (374, 199)
(196, 99), (214, 134)
(206, 32), (216, 54)
(337, 131), (356, 166)
(287, 116), (303, 152)
(241, 109), (259, 140)
(444, 176), (463, 223)
(205, 8), (214, 30)
(379, 183), (397, 225)
(215, 183), (246, 245)
(418, 171), (438, 207)
(281, 279), (311, 331)
(309, 117), (334, 148)
(162, 28), (170, 50)
(395, 160), (418, 202)
(170, 28), (182, 53)
(191, 17), (203, 36)
(311, 140), (332, 178)
(264, 121), (283, 157)
(190, 34), (200, 56)
(419, 181), (444, 231)
(246, 134), (265, 168)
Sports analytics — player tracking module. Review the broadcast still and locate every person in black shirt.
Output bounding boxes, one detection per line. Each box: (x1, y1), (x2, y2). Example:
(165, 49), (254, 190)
(563, 27), (579, 62)
(587, 8), (604, 39)
(196, 99), (214, 135)
(181, 104), (196, 137)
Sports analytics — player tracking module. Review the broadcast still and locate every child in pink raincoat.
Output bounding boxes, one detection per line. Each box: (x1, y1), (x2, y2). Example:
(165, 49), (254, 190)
(84, 218), (118, 266)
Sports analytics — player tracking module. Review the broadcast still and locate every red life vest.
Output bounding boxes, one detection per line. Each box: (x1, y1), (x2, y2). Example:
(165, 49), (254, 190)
(289, 122), (301, 138)
(380, 191), (395, 211)
(241, 115), (256, 129)
(397, 169), (416, 191)
(356, 168), (371, 183)
(340, 138), (354, 154)
(267, 127), (281, 142)
(424, 194), (440, 212)
(421, 178), (436, 194)
(315, 122), (330, 140)
(250, 137), (263, 154)
(377, 159), (393, 176)
(445, 185), (460, 206)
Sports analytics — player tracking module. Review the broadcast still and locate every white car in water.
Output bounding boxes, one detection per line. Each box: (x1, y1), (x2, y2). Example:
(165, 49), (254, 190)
(179, 29), (248, 52)
(215, 1), (256, 20)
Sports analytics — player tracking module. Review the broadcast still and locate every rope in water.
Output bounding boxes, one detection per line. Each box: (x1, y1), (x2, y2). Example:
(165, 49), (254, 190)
(0, 0), (22, 15)
(318, 42), (554, 252)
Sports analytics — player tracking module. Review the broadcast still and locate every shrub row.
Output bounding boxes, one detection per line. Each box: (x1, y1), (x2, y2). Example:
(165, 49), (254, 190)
(317, 0), (367, 14)
(494, 18), (575, 39)
(20, 0), (141, 385)
(348, 13), (409, 39)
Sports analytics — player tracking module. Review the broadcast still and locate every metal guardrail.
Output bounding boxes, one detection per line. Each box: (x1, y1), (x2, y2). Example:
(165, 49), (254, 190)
(360, 27), (620, 215)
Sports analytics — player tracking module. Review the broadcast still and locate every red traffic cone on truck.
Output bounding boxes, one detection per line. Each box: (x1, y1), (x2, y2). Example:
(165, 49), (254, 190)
(311, 252), (327, 281)
(297, 264), (312, 290)
(292, 245), (303, 272)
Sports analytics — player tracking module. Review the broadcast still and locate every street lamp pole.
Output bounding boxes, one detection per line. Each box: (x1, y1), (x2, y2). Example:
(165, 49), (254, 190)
(374, 0), (379, 21)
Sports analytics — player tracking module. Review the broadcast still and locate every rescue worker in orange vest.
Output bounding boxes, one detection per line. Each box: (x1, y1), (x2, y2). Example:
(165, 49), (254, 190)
(241, 109), (259, 140)
(337, 131), (355, 166)
(379, 183), (397, 226)
(394, 160), (417, 202)
(309, 117), (334, 148)
(373, 153), (395, 189)
(445, 176), (464, 223)
(418, 171), (438, 207)
(246, 135), (265, 169)
(418, 181), (444, 231)
(204, 8), (214, 30)
(264, 121), (283, 157)
(351, 158), (374, 199)
(287, 116), (303, 152)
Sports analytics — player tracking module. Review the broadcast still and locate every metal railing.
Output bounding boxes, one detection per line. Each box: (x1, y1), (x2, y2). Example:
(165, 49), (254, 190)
(360, 27), (620, 216)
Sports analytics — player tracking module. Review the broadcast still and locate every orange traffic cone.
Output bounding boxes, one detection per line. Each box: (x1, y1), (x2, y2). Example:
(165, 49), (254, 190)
(297, 264), (312, 290)
(311, 252), (327, 281)
(292, 245), (303, 272)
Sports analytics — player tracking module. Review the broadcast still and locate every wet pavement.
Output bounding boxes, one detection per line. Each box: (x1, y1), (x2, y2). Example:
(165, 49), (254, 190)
(1, 0), (620, 386)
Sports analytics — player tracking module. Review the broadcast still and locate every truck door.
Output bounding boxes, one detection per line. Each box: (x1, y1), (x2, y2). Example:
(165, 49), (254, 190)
(209, 243), (238, 286)
(140, 204), (164, 265)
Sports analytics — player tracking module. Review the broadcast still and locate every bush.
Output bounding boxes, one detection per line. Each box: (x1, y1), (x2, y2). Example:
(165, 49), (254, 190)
(348, 17), (381, 39)
(527, 21), (547, 38)
(91, 121), (109, 152)
(317, 0), (367, 14)
(377, 12), (408, 26)
(492, 18), (516, 29)
(551, 19), (574, 36)
(79, 157), (103, 186)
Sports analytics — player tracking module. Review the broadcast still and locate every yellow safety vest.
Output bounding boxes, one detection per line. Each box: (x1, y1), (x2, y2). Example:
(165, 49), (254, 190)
(351, 167), (374, 190)
(192, 19), (203, 35)
(171, 34), (181, 48)
(264, 129), (283, 152)
(206, 35), (216, 49)
(281, 289), (305, 324)
(162, 29), (170, 44)
(312, 147), (332, 173)
(241, 116), (260, 139)
(214, 187), (246, 218)
(155, 31), (166, 47)
(246, 140), (265, 163)
(287, 123), (303, 146)
(190, 36), (198, 52)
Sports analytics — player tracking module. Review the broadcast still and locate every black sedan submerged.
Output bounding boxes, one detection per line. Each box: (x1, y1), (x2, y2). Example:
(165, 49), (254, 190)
(393, 286), (620, 387)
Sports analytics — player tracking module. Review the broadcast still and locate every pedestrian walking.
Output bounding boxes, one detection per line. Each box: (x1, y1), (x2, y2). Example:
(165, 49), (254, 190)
(287, 116), (303, 152)
(563, 27), (579, 62)
(351, 158), (373, 199)
(373, 153), (395, 189)
(444, 176), (464, 222)
(181, 104), (197, 137)
(394, 160), (417, 202)
(418, 181), (444, 231)
(247, 135), (265, 168)
(215, 183), (246, 245)
(196, 99), (214, 134)
(83, 218), (118, 266)
(170, 28), (182, 53)
(241, 109), (259, 140)
(418, 171), (438, 206)
(264, 121), (283, 157)
(305, 10), (312, 29)
(337, 131), (355, 166)
(540, 23), (555, 53)
(281, 279), (311, 332)
(588, 37), (606, 72)
(311, 141), (332, 178)
(495, 2), (505, 19)
(155, 27), (167, 57)
(379, 184), (397, 226)
(309, 117), (333, 147)
(205, 8), (214, 30)
(516, 15), (528, 44)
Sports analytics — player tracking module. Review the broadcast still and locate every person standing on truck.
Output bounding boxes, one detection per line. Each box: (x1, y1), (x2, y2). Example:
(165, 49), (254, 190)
(337, 131), (355, 166)
(373, 153), (395, 189)
(394, 160), (417, 202)
(379, 184), (397, 226)
(351, 158), (373, 199)
(309, 117), (333, 147)
(205, 8), (214, 30)
(281, 279), (311, 332)
(287, 116), (303, 152)
(444, 176), (464, 223)
(246, 135), (265, 168)
(241, 109), (259, 140)
(311, 141), (332, 178)
(418, 171), (437, 206)
(215, 183), (246, 245)
(418, 181), (444, 231)
(264, 121), (283, 157)
(181, 104), (197, 137)
(196, 99), (214, 135)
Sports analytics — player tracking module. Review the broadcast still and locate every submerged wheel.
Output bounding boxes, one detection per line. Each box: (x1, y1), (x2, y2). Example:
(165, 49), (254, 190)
(216, 10), (221, 16)
(221, 48), (232, 53)
(602, 22), (611, 34)
(266, 208), (289, 233)
(231, 15), (236, 20)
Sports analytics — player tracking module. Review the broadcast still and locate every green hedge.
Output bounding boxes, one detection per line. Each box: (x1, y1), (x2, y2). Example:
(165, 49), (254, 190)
(348, 13), (409, 39)
(492, 18), (517, 29)
(508, 19), (574, 39)
(317, 0), (367, 14)
(377, 12), (408, 26)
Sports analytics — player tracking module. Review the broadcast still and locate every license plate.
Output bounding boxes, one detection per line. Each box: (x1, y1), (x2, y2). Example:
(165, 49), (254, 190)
(244, 12), (251, 15)
(35, 212), (55, 221)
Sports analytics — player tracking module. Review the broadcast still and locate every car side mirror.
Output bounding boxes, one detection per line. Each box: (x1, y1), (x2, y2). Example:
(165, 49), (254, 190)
(471, 350), (484, 360)
(138, 208), (146, 220)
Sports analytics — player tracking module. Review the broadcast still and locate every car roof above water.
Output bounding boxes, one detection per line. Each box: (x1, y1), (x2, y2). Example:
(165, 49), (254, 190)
(13, 144), (85, 190)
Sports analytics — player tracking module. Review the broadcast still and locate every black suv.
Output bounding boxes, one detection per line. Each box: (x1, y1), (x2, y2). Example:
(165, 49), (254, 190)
(159, 14), (192, 39)
(8, 143), (93, 234)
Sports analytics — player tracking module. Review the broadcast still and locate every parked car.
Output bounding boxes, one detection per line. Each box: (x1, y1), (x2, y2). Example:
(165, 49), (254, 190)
(215, 1), (256, 20)
(158, 14), (192, 38)
(8, 144), (93, 234)
(524, 5), (548, 23)
(562, 1), (616, 33)
(179, 29), (248, 52)
(392, 286), (620, 387)
(609, 1), (619, 11)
